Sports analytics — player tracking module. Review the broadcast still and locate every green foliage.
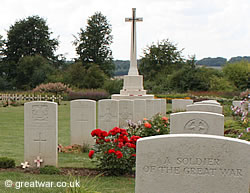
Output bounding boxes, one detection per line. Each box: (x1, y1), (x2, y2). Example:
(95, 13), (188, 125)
(209, 75), (236, 91)
(4, 15), (58, 63)
(15, 55), (53, 90)
(90, 128), (138, 175)
(139, 39), (185, 81)
(74, 12), (114, 77)
(0, 35), (3, 60)
(68, 89), (109, 101)
(64, 62), (107, 89)
(103, 79), (123, 95)
(223, 61), (249, 90)
(0, 157), (15, 168)
(1, 15), (58, 89)
(39, 165), (61, 175)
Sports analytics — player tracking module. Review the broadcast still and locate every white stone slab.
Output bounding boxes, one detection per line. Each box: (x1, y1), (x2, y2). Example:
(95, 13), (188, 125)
(136, 134), (250, 193)
(196, 100), (220, 106)
(119, 99), (134, 128)
(154, 99), (162, 115)
(70, 99), (96, 146)
(172, 99), (193, 112)
(233, 100), (248, 112)
(186, 104), (223, 114)
(133, 99), (146, 122)
(170, 111), (224, 136)
(98, 99), (119, 131)
(24, 101), (58, 167)
(160, 99), (167, 115)
(145, 99), (155, 119)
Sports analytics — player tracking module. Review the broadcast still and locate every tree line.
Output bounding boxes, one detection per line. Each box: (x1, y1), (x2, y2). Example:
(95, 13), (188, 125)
(0, 13), (248, 94)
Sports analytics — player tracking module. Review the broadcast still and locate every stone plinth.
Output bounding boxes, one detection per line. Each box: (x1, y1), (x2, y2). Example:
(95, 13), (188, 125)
(120, 75), (146, 95)
(111, 94), (154, 100)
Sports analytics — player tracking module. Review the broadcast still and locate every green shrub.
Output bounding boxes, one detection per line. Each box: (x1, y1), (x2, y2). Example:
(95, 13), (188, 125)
(68, 89), (109, 101)
(39, 165), (61, 175)
(0, 157), (15, 168)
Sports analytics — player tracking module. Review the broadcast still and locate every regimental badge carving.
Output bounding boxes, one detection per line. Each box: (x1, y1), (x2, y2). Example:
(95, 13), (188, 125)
(184, 119), (209, 134)
(32, 105), (48, 121)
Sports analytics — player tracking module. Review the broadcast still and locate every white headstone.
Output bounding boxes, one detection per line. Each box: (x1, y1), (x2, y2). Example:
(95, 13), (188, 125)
(133, 99), (146, 122)
(70, 99), (96, 146)
(186, 104), (223, 114)
(172, 99), (193, 112)
(160, 99), (167, 115)
(24, 101), (58, 167)
(135, 134), (250, 193)
(154, 99), (162, 115)
(98, 99), (119, 131)
(196, 100), (221, 106)
(119, 99), (134, 128)
(145, 99), (155, 119)
(170, 111), (224, 136)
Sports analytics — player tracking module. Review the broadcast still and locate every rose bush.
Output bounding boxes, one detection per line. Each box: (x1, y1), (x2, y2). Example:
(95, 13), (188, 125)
(127, 114), (170, 137)
(89, 127), (140, 175)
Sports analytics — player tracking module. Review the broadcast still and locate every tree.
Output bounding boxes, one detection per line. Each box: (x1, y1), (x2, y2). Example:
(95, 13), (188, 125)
(223, 61), (249, 90)
(74, 12), (114, 77)
(64, 62), (107, 89)
(3, 15), (58, 82)
(0, 35), (4, 60)
(139, 39), (185, 81)
(15, 55), (53, 90)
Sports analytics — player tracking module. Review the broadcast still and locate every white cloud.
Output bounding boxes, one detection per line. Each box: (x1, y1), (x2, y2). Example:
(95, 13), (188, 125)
(0, 0), (249, 60)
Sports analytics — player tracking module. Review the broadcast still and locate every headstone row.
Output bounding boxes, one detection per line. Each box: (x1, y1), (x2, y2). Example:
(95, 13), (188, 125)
(135, 99), (250, 193)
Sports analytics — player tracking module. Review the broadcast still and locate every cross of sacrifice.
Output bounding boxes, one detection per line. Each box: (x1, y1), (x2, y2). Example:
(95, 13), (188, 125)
(34, 156), (43, 168)
(125, 8), (143, 76)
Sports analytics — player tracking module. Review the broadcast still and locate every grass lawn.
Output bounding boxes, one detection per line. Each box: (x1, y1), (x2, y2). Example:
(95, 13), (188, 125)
(0, 101), (249, 192)
(0, 101), (135, 192)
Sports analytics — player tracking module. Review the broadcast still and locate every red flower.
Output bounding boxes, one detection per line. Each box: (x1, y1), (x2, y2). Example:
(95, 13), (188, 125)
(105, 139), (111, 143)
(118, 142), (124, 148)
(130, 135), (141, 142)
(108, 149), (116, 154)
(144, 122), (152, 128)
(162, 116), (168, 121)
(88, 150), (95, 159)
(91, 129), (102, 137)
(131, 154), (136, 157)
(115, 150), (123, 159)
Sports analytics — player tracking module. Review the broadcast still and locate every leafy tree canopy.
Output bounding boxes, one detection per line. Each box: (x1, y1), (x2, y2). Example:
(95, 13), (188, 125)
(4, 15), (58, 63)
(223, 61), (249, 90)
(74, 12), (114, 77)
(139, 39), (185, 81)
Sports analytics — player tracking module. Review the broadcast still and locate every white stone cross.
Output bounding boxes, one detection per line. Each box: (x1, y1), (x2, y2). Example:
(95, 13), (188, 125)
(34, 132), (47, 154)
(125, 8), (143, 76)
(34, 156), (43, 168)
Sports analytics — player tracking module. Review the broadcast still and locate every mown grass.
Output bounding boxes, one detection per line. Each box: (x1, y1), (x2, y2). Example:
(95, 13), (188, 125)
(0, 101), (248, 192)
(0, 101), (135, 192)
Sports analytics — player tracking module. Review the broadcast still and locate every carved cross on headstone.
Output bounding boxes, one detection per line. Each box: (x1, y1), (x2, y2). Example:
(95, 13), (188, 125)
(125, 8), (143, 76)
(34, 132), (47, 154)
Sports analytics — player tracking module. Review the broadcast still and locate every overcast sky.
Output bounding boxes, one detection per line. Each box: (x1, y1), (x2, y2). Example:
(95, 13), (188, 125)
(1, 0), (250, 61)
